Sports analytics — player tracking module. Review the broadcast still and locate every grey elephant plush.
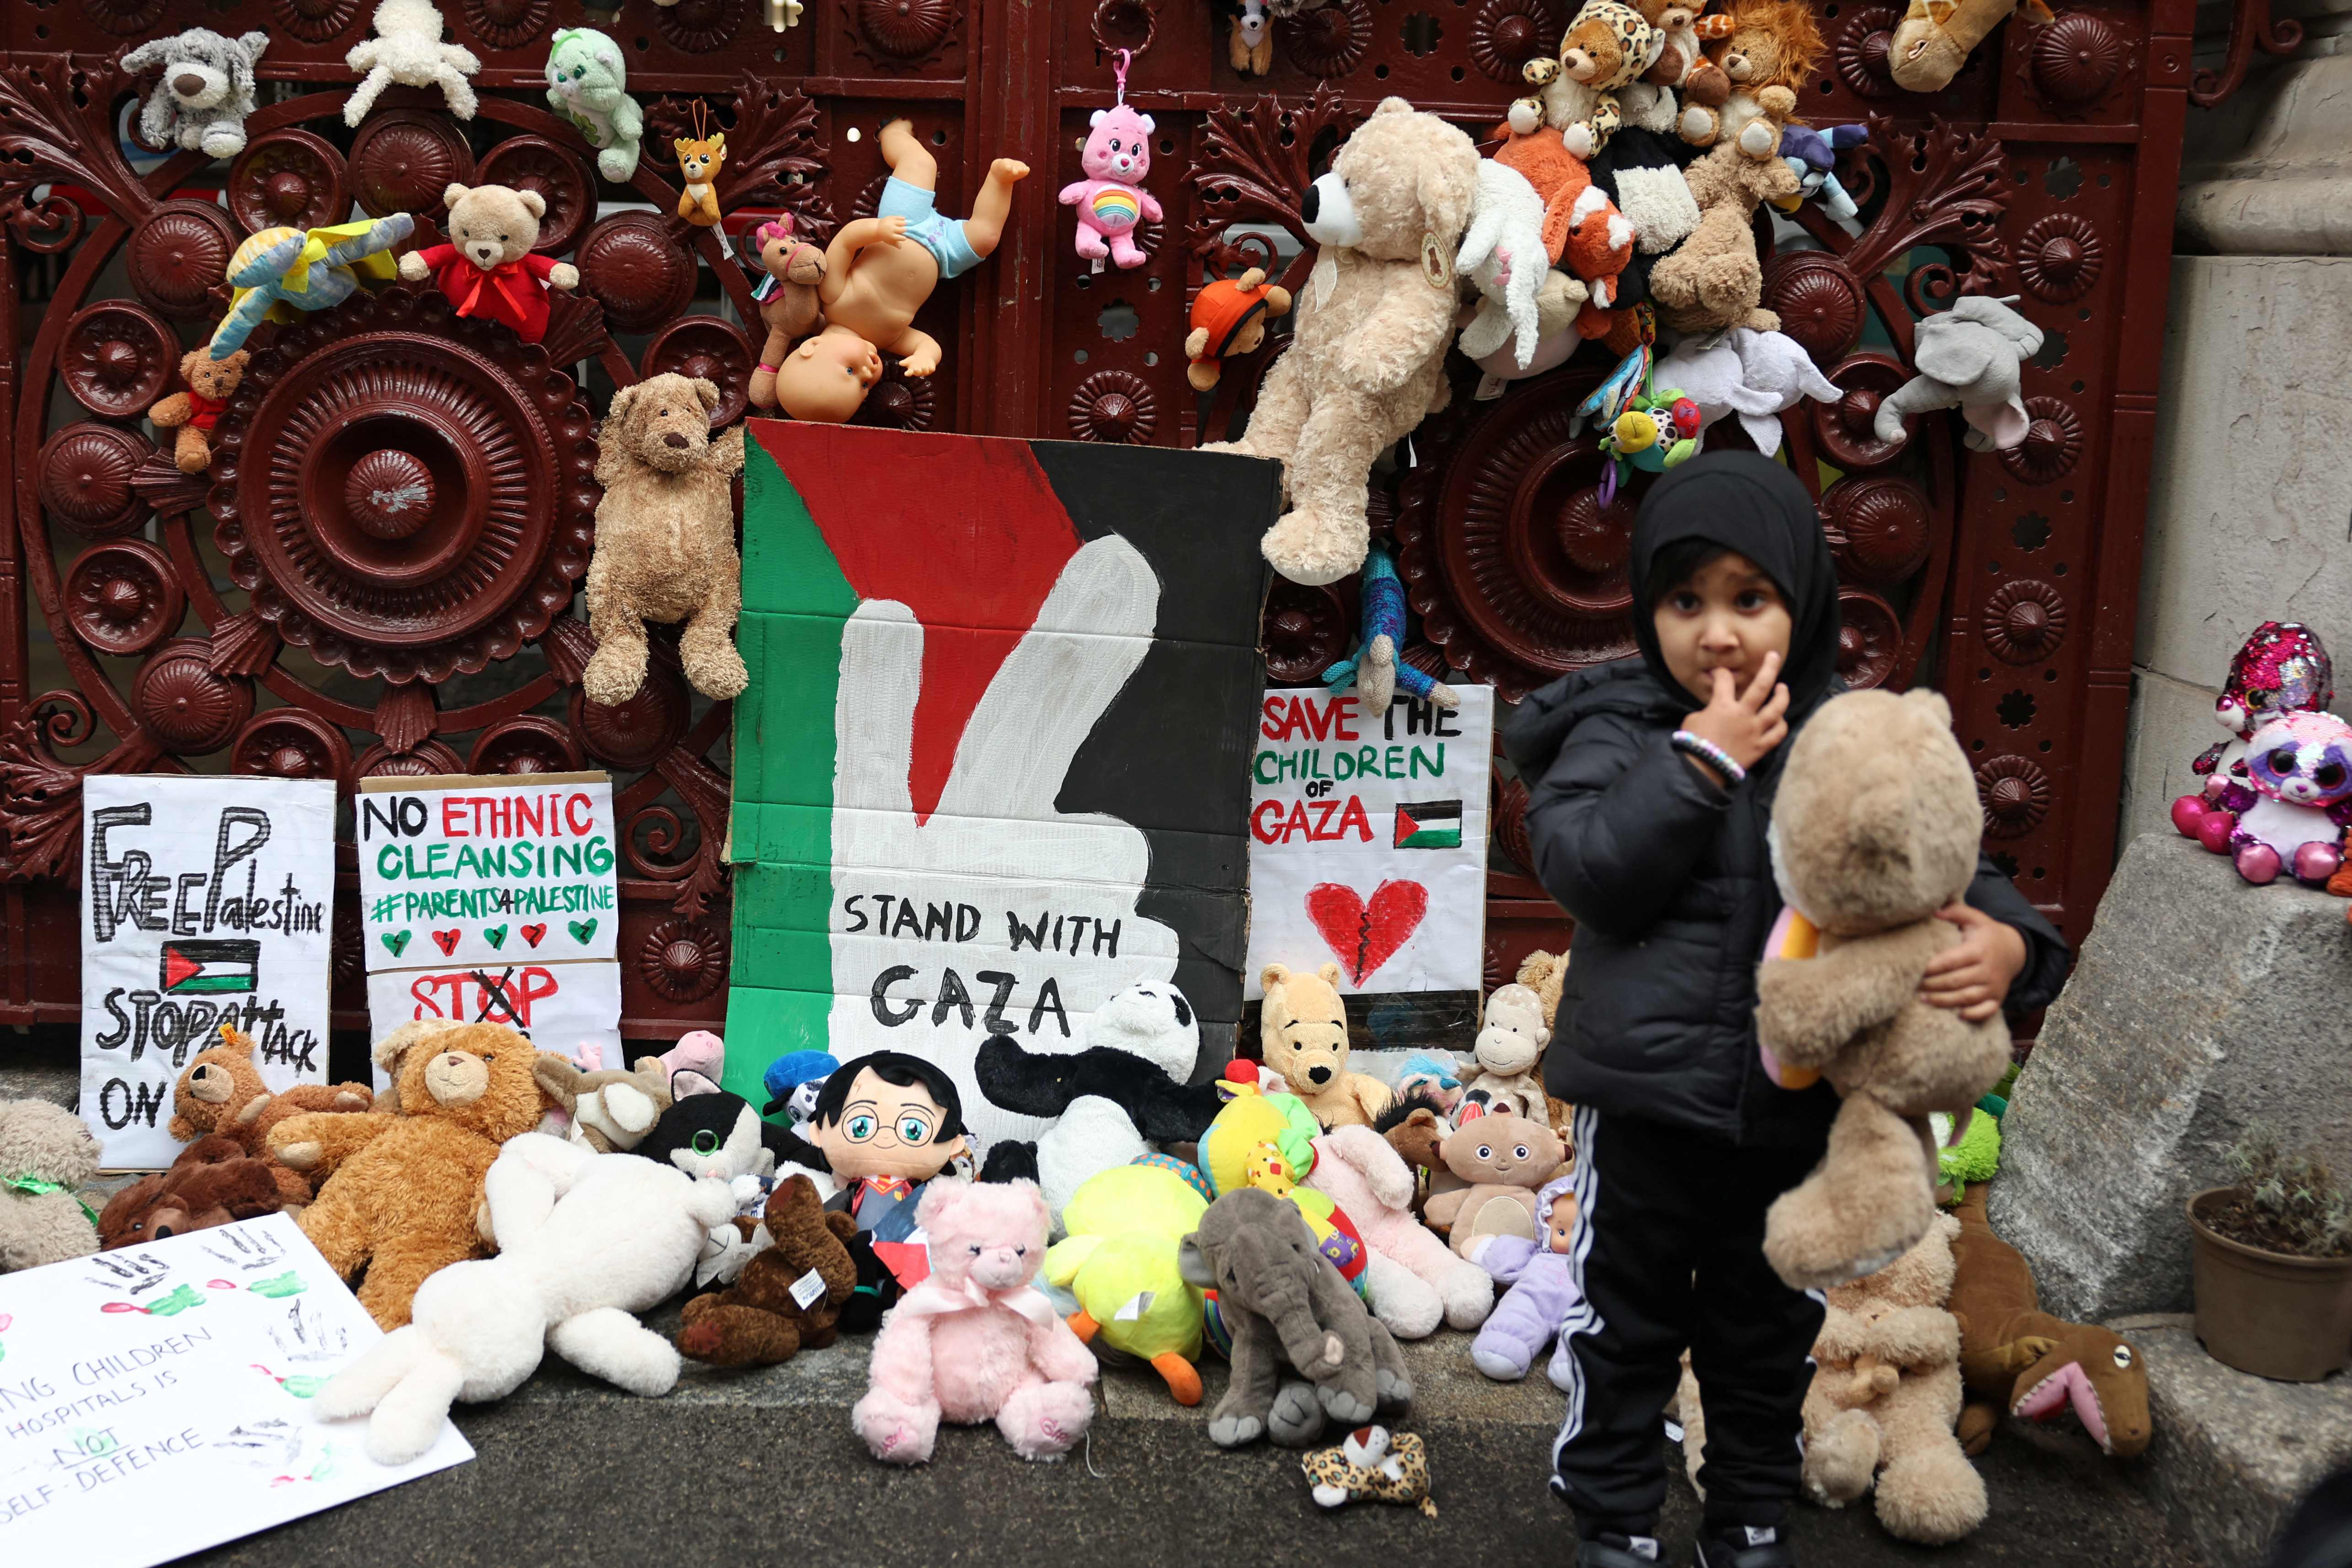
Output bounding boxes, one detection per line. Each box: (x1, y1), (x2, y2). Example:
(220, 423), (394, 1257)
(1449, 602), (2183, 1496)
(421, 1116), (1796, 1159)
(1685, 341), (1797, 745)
(1178, 1187), (1412, 1448)
(1872, 294), (2044, 453)
(122, 28), (270, 161)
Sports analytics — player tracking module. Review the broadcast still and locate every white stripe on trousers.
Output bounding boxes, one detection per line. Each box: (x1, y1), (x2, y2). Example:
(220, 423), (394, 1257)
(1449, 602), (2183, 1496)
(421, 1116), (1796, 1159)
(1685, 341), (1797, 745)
(1551, 1102), (1606, 1474)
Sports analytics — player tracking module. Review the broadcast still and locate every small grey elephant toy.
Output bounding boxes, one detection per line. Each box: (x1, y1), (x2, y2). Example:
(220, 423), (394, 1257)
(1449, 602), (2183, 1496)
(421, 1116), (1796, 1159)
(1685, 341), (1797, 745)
(1178, 1186), (1413, 1449)
(121, 29), (270, 161)
(1872, 294), (2044, 453)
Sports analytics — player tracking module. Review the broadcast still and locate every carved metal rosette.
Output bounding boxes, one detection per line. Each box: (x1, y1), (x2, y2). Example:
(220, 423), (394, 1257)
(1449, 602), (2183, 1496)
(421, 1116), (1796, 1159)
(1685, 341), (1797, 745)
(574, 650), (693, 773)
(66, 539), (183, 657)
(1492, 773), (1534, 876)
(1998, 397), (2082, 485)
(462, 0), (554, 52)
(640, 917), (728, 1003)
(135, 637), (255, 756)
(1810, 352), (1911, 472)
(1069, 371), (1159, 444)
(60, 300), (176, 418)
(1761, 252), (1866, 368)
(1821, 475), (1931, 587)
(646, 317), (759, 429)
(127, 200), (240, 319)
(1470, 0), (1562, 84)
(1975, 754), (2051, 839)
(205, 285), (599, 687)
(469, 715), (586, 775)
(1834, 6), (1903, 98)
(270, 0), (361, 43)
(38, 422), (150, 541)
(577, 212), (700, 335)
(2025, 13), (2132, 113)
(229, 130), (350, 236)
(1834, 588), (1901, 691)
(349, 111), (476, 221)
(232, 709), (355, 788)
(853, 0), (958, 68)
(1262, 580), (1351, 685)
(1980, 578), (2067, 665)
(1279, 0), (1374, 79)
(2017, 214), (2103, 303)
(658, 0), (746, 54)
(1396, 387), (1640, 701)
(478, 136), (596, 256)
(853, 365), (937, 432)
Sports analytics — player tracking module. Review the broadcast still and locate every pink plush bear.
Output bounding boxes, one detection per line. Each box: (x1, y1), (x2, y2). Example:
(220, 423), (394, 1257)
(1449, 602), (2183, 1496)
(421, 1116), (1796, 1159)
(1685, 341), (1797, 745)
(851, 1177), (1098, 1464)
(1059, 104), (1162, 270)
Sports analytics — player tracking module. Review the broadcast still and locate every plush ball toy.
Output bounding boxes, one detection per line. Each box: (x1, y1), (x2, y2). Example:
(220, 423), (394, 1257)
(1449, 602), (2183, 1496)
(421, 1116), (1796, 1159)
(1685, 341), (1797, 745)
(853, 1178), (1099, 1464)
(1756, 689), (2013, 1291)
(2175, 621), (2335, 838)
(146, 349), (249, 474)
(1061, 103), (1162, 271)
(2226, 711), (2352, 886)
(397, 183), (580, 346)
(543, 27), (643, 183)
(0, 1099), (101, 1273)
(1260, 962), (1392, 1128)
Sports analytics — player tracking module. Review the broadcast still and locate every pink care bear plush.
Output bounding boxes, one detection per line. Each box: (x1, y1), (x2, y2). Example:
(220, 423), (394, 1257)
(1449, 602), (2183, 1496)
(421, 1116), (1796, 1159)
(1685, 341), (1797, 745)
(852, 1177), (1098, 1464)
(1060, 104), (1162, 270)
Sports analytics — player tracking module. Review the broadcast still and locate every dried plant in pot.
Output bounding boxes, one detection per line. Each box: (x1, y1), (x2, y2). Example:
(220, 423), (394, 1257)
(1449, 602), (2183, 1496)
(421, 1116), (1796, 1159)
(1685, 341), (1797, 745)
(2188, 1128), (2352, 1381)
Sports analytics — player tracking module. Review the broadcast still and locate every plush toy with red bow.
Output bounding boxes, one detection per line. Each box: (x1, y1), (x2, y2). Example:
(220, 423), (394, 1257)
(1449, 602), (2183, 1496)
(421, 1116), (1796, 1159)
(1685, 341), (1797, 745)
(397, 182), (579, 344)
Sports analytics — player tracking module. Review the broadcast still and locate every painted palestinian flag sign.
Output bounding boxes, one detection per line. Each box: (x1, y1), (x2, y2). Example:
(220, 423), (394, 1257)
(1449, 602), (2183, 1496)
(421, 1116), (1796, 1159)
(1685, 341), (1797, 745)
(726, 423), (1277, 1149)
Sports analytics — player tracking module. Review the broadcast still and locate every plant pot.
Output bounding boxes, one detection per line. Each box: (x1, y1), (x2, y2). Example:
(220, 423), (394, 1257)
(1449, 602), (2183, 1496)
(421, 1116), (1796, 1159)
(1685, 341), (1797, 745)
(2188, 1187), (2352, 1381)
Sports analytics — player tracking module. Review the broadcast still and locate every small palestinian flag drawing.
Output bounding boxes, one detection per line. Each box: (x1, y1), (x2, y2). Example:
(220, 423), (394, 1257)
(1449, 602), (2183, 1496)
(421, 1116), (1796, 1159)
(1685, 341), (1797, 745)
(1393, 800), (1462, 850)
(160, 939), (261, 995)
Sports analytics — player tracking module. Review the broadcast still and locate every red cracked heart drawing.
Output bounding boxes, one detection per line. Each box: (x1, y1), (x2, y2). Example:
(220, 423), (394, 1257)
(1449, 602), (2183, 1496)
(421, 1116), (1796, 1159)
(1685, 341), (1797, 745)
(430, 929), (461, 957)
(1305, 880), (1428, 986)
(520, 923), (548, 949)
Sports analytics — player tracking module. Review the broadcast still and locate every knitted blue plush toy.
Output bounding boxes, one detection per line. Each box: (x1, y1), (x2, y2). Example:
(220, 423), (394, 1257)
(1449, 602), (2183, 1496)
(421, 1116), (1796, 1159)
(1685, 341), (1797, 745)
(1321, 542), (1459, 715)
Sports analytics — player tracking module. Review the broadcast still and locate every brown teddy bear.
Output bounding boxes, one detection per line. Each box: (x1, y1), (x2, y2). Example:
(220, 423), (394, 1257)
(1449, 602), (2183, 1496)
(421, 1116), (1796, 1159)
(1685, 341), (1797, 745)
(1259, 961), (1392, 1128)
(1202, 98), (1479, 587)
(1754, 689), (2011, 1291)
(266, 1020), (543, 1329)
(676, 1174), (859, 1366)
(1648, 142), (1797, 335)
(1508, 0), (1657, 157)
(1420, 1113), (1566, 1258)
(582, 373), (749, 709)
(170, 1025), (374, 1207)
(1679, 1213), (1987, 1544)
(1677, 0), (1822, 159)
(97, 1135), (283, 1250)
(0, 1098), (101, 1273)
(745, 215), (826, 411)
(396, 181), (580, 345)
(146, 348), (248, 473)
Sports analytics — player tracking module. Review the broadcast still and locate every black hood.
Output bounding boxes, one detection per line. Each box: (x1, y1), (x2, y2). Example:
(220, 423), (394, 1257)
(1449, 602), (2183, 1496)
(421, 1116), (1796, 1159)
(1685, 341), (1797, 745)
(1627, 451), (1842, 723)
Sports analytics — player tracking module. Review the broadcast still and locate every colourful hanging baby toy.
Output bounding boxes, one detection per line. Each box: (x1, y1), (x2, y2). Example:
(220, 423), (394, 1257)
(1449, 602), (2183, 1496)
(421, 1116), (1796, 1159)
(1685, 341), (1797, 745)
(1060, 49), (1161, 272)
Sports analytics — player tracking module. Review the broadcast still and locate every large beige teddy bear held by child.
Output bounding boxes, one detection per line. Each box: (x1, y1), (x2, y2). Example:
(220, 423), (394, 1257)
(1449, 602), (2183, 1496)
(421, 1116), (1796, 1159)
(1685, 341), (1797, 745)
(1203, 99), (1479, 587)
(1755, 690), (2011, 1290)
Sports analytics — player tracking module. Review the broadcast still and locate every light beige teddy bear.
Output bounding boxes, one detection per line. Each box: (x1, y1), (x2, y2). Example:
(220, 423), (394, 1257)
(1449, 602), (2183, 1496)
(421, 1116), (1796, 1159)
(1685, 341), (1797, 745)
(1202, 99), (1479, 587)
(1260, 961), (1393, 1129)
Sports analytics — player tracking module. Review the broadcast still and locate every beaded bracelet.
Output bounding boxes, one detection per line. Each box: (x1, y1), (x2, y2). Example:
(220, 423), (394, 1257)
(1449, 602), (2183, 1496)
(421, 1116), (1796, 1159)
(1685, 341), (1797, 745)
(1671, 730), (1746, 786)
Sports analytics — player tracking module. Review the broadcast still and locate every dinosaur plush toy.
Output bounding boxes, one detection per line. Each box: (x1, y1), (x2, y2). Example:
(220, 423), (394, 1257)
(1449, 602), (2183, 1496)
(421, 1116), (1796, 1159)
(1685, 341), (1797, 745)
(1949, 1183), (2150, 1459)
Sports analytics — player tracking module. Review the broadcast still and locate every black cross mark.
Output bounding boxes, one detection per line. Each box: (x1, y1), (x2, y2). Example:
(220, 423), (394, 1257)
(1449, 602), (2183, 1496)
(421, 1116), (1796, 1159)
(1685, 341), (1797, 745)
(469, 966), (522, 1025)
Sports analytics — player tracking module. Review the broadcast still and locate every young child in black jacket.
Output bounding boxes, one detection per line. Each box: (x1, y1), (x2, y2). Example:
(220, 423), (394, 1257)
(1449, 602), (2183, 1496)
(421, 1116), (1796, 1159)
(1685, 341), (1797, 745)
(1502, 453), (2069, 1568)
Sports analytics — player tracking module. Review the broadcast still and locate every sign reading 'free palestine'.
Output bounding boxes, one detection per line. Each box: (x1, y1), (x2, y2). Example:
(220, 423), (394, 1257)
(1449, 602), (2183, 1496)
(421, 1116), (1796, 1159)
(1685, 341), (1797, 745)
(355, 773), (622, 1060)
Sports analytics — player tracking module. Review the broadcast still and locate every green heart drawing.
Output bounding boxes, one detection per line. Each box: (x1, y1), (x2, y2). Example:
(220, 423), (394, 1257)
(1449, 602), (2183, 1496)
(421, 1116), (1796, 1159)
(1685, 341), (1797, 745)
(249, 1271), (307, 1299)
(381, 931), (412, 958)
(280, 1375), (331, 1399)
(483, 925), (508, 950)
(569, 918), (598, 945)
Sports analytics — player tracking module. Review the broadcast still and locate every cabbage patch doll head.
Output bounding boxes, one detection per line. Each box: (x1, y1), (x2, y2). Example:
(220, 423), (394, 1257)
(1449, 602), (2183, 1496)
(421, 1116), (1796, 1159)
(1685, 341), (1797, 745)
(2246, 711), (2352, 811)
(2218, 621), (2333, 740)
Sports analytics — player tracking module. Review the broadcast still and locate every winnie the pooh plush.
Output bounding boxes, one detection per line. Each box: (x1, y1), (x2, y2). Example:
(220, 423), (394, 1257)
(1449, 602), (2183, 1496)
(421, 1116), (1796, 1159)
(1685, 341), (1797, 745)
(146, 349), (248, 473)
(0, 1099), (101, 1273)
(1755, 689), (2011, 1292)
(1202, 99), (1479, 587)
(267, 1020), (543, 1328)
(397, 182), (580, 345)
(582, 373), (748, 708)
(1260, 962), (1392, 1128)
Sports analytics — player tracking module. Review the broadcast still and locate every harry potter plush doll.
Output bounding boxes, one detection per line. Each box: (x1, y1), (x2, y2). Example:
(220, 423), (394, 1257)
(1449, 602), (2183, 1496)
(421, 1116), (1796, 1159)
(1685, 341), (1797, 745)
(784, 1052), (970, 1330)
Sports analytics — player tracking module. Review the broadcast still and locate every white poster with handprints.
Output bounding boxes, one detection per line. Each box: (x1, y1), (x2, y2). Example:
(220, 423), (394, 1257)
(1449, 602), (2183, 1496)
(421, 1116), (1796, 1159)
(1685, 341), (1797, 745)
(80, 775), (337, 1171)
(0, 1213), (471, 1568)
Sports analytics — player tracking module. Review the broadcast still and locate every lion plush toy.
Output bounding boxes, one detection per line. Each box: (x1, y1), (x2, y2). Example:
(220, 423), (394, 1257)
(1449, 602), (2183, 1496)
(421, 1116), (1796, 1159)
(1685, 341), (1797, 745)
(1261, 962), (1393, 1128)
(1755, 689), (2011, 1291)
(1202, 98), (1479, 587)
(267, 1020), (543, 1329)
(582, 373), (749, 709)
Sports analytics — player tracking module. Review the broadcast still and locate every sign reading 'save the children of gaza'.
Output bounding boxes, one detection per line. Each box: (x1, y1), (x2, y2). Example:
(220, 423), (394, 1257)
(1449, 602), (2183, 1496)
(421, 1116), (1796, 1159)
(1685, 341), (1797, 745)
(354, 773), (622, 1059)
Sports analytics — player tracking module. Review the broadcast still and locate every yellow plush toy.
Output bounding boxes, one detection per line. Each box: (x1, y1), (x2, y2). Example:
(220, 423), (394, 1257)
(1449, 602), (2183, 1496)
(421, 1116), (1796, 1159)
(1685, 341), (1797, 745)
(1260, 962), (1393, 1129)
(1043, 1161), (1208, 1404)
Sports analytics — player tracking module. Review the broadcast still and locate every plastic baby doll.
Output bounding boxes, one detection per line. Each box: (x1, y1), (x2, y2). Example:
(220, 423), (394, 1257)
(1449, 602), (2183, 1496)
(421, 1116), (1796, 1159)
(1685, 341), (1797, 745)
(772, 118), (1029, 422)
(1467, 1172), (1583, 1383)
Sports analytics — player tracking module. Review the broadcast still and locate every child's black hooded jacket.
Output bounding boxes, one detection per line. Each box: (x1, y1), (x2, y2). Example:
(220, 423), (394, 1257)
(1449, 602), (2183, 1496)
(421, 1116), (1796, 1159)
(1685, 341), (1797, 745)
(1503, 453), (2070, 1148)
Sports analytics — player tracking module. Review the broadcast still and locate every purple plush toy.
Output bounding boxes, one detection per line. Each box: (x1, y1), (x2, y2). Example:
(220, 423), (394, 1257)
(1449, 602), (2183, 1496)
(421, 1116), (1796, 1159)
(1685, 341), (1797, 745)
(1468, 1171), (1583, 1383)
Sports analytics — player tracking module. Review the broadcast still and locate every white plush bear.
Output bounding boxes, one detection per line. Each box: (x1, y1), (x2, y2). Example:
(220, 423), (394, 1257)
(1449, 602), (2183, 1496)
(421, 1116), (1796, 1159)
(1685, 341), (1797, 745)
(316, 1133), (734, 1464)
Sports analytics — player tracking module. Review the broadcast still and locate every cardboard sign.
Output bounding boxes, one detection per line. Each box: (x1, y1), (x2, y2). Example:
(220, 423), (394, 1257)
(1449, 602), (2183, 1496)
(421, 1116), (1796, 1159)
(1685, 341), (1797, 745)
(0, 1213), (472, 1568)
(356, 773), (622, 1064)
(1244, 686), (1493, 1000)
(725, 426), (1276, 1148)
(80, 776), (336, 1171)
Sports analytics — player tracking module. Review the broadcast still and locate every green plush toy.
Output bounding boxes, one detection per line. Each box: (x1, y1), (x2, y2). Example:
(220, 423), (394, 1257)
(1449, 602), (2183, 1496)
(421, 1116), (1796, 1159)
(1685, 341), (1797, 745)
(1931, 1103), (2003, 1204)
(1044, 1162), (1208, 1405)
(543, 28), (643, 183)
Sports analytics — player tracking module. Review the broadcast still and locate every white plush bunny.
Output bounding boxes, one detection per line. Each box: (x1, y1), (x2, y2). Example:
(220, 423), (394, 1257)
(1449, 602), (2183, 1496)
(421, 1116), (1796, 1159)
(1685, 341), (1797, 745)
(1456, 160), (1553, 371)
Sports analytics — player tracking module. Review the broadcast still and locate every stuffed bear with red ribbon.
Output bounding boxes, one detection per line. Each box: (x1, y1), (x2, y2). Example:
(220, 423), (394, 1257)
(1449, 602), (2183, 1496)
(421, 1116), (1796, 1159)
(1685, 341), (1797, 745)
(398, 181), (579, 344)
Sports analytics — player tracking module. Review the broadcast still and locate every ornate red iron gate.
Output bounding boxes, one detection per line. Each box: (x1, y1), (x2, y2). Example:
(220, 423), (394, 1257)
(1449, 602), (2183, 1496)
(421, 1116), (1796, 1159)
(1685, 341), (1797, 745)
(0, 0), (2212, 1043)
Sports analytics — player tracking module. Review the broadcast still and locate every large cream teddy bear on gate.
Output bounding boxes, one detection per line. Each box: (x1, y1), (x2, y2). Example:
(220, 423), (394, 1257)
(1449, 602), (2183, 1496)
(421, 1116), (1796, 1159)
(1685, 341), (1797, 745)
(1202, 99), (1480, 587)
